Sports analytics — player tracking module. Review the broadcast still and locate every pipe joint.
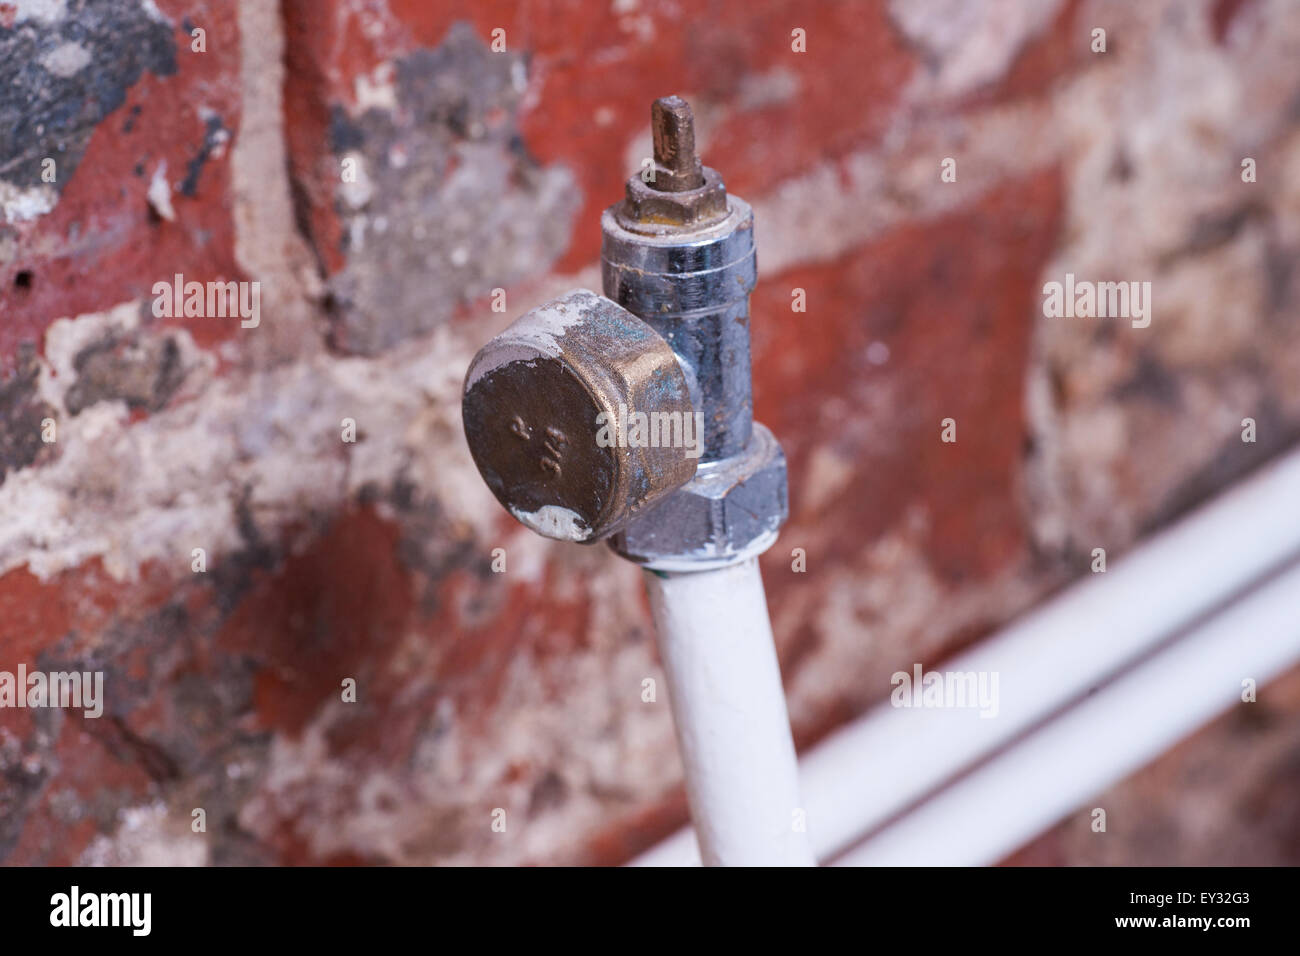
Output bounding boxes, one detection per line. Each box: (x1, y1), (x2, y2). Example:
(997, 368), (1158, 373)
(461, 96), (787, 570)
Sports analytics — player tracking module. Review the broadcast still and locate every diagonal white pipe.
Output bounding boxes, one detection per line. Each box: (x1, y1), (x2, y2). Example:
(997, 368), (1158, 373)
(633, 446), (1300, 866)
(836, 557), (1300, 866)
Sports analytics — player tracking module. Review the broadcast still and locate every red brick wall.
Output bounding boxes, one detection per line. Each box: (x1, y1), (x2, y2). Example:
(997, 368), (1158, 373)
(2, 0), (1298, 865)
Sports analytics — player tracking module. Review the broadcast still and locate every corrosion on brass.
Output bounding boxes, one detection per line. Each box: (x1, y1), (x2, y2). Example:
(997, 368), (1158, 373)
(462, 290), (698, 542)
(616, 95), (729, 233)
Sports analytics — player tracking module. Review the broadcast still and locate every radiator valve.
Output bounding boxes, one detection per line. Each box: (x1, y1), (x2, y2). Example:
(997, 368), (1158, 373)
(463, 96), (787, 570)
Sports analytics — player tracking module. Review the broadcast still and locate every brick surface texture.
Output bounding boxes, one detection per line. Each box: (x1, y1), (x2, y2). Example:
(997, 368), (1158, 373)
(1, 0), (1298, 865)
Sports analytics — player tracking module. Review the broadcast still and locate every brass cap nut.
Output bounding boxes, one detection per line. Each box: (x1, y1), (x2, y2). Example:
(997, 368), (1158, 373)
(462, 290), (700, 543)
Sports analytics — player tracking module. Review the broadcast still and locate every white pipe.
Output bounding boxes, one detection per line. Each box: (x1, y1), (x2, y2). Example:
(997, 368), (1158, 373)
(835, 558), (1300, 866)
(643, 558), (815, 866)
(633, 446), (1300, 866)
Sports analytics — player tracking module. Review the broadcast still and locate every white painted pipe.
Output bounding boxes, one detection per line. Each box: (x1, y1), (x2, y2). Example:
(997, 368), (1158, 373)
(643, 558), (816, 866)
(633, 446), (1300, 866)
(835, 558), (1300, 866)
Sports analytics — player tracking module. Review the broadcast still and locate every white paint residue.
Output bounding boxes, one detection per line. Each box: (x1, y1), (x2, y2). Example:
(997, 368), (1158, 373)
(41, 301), (142, 396)
(147, 162), (175, 221)
(13, 0), (69, 24)
(0, 300), (496, 582)
(78, 800), (208, 867)
(41, 41), (91, 77)
(0, 181), (57, 224)
(888, 0), (1063, 99)
(509, 504), (591, 542)
(463, 289), (597, 389)
(353, 62), (397, 111)
(138, 0), (170, 25)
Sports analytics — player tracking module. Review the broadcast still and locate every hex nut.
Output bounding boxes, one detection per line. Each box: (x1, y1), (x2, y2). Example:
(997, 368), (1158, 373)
(610, 423), (788, 569)
(617, 166), (729, 233)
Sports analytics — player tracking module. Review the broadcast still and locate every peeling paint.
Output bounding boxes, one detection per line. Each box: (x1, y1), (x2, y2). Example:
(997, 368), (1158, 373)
(0, 300), (490, 582)
(509, 504), (591, 542)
